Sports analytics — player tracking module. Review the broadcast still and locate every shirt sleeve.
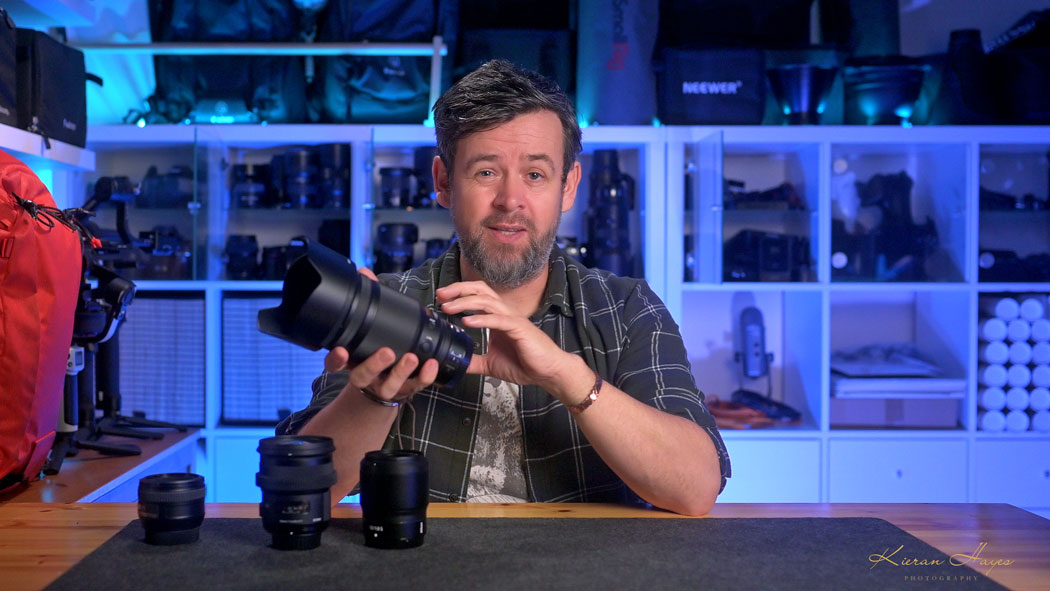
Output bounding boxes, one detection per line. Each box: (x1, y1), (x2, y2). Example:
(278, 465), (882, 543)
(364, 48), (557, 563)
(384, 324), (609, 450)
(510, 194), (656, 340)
(614, 280), (732, 493)
(275, 370), (350, 435)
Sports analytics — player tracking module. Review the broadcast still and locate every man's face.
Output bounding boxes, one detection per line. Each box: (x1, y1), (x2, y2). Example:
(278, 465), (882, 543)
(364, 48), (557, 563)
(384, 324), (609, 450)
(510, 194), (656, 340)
(435, 110), (580, 289)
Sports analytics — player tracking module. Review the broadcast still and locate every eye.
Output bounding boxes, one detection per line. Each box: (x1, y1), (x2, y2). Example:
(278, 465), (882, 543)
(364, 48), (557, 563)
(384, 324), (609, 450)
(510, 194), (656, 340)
(526, 171), (545, 181)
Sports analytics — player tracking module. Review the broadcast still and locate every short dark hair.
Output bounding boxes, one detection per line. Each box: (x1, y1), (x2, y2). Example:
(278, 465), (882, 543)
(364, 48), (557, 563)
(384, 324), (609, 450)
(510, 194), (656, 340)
(432, 59), (582, 182)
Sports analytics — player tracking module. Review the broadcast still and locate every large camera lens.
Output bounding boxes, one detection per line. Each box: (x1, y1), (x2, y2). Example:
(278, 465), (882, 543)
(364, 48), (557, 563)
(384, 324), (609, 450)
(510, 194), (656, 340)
(256, 436), (337, 551)
(257, 239), (473, 390)
(138, 473), (206, 545)
(360, 450), (428, 549)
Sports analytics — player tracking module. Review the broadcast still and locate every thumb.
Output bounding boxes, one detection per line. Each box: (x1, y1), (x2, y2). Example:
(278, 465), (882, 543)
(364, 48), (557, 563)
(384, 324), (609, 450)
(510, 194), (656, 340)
(466, 353), (488, 375)
(358, 266), (379, 282)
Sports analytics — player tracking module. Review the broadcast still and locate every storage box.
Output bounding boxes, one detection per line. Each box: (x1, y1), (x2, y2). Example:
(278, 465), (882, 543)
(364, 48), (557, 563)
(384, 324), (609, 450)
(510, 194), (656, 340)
(16, 29), (87, 147)
(655, 47), (765, 125)
(830, 397), (959, 428)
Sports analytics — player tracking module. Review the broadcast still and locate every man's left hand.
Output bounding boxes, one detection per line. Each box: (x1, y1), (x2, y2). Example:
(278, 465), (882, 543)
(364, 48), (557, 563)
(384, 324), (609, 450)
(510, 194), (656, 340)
(436, 281), (583, 395)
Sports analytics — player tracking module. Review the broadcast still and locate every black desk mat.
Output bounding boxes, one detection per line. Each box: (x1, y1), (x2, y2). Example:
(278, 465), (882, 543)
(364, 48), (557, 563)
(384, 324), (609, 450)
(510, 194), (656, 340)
(49, 517), (1007, 591)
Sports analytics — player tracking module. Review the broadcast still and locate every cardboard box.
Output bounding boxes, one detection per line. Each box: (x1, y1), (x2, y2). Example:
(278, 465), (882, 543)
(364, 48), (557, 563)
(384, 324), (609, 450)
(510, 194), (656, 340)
(830, 397), (960, 428)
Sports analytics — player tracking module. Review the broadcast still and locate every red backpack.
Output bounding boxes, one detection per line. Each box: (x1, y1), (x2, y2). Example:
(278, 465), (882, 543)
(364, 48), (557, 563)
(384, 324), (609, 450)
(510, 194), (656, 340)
(0, 149), (83, 491)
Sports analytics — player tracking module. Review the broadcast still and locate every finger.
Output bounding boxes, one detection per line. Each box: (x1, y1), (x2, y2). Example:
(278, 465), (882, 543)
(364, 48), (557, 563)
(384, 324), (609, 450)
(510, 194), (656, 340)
(358, 267), (379, 282)
(440, 293), (511, 317)
(347, 347), (397, 389)
(324, 347), (350, 373)
(400, 358), (440, 395)
(461, 312), (527, 334)
(465, 353), (488, 375)
(374, 353), (420, 399)
(436, 281), (495, 304)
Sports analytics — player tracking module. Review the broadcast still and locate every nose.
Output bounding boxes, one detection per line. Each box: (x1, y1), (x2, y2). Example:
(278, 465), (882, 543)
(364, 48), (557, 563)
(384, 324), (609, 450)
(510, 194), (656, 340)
(492, 176), (526, 211)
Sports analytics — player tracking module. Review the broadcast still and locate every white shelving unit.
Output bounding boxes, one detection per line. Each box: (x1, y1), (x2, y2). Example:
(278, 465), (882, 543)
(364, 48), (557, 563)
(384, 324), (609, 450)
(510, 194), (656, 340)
(77, 124), (1050, 514)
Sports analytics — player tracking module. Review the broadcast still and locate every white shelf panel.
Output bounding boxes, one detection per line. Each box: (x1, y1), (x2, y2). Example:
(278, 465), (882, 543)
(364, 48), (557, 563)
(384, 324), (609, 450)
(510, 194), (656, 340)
(681, 282), (821, 292)
(135, 280), (283, 292)
(0, 123), (95, 170)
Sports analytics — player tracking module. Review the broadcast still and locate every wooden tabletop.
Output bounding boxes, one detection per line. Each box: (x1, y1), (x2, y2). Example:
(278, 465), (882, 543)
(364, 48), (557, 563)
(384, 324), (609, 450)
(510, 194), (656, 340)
(0, 502), (1046, 591)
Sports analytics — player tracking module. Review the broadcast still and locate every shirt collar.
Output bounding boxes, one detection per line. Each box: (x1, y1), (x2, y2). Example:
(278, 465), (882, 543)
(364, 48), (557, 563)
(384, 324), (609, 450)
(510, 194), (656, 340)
(435, 242), (576, 319)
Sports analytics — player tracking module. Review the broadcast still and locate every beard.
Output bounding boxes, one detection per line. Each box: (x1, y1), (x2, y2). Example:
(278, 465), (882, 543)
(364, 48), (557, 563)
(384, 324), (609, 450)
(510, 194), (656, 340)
(456, 210), (560, 290)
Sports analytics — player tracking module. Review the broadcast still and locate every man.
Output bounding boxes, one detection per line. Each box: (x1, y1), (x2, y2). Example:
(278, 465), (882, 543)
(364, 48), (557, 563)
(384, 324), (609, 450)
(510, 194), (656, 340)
(278, 59), (730, 515)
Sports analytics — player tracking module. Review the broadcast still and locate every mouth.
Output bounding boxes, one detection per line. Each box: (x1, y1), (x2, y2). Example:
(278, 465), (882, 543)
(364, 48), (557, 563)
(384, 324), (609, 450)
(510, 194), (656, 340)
(489, 224), (526, 236)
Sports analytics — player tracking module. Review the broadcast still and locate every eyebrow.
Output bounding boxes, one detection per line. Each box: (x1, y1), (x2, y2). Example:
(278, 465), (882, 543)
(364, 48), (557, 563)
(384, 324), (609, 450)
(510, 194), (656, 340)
(462, 153), (556, 170)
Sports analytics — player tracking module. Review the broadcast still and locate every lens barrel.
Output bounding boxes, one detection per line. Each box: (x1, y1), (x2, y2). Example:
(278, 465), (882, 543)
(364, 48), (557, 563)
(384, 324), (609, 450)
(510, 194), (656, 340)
(360, 450), (429, 549)
(256, 436), (338, 551)
(138, 473), (206, 545)
(257, 239), (473, 390)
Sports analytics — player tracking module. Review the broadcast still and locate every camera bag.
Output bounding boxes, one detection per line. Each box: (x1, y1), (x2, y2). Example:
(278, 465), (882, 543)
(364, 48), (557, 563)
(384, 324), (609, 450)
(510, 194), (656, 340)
(15, 29), (95, 148)
(0, 8), (16, 127)
(316, 0), (457, 123)
(576, 0), (658, 125)
(147, 0), (306, 124)
(654, 47), (766, 125)
(0, 149), (82, 492)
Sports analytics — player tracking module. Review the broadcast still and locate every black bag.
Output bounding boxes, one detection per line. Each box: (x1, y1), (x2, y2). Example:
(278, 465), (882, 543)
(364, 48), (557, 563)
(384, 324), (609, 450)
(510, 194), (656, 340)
(15, 29), (95, 148)
(457, 28), (574, 96)
(147, 0), (306, 124)
(316, 0), (457, 123)
(654, 47), (766, 125)
(0, 8), (16, 127)
(151, 0), (298, 42)
(576, 0), (658, 125)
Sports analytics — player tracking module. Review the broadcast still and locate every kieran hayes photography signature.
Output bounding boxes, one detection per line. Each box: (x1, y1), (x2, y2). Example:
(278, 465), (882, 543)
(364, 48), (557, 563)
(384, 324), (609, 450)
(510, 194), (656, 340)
(869, 542), (1015, 575)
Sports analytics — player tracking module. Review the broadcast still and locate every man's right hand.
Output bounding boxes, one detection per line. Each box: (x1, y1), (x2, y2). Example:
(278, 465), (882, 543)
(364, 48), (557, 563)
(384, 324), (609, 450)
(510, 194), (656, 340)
(323, 267), (440, 405)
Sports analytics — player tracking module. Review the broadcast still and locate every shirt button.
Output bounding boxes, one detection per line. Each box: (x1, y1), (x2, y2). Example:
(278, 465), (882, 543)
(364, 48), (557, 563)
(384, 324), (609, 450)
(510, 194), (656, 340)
(462, 417), (472, 426)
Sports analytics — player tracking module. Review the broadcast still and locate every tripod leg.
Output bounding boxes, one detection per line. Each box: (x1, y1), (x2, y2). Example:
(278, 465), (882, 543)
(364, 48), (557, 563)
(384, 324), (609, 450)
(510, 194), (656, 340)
(76, 439), (141, 457)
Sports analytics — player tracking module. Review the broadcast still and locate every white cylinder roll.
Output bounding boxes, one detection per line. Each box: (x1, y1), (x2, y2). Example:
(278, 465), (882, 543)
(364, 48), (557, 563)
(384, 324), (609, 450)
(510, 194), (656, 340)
(1032, 365), (1050, 388)
(980, 341), (1010, 365)
(1029, 387), (1050, 412)
(1009, 341), (1033, 365)
(980, 364), (1009, 387)
(1007, 319), (1031, 342)
(1007, 364), (1032, 388)
(1019, 296), (1046, 321)
(981, 296), (1020, 320)
(1005, 387), (1030, 411)
(980, 318), (1008, 342)
(1005, 409), (1031, 432)
(979, 409), (1006, 432)
(1032, 410), (1050, 433)
(979, 387), (1007, 411)
(1032, 319), (1050, 342)
(1032, 342), (1050, 366)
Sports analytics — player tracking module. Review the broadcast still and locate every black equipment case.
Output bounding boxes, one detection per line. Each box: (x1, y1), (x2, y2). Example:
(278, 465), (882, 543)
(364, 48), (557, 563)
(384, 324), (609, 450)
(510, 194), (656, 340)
(655, 47), (766, 125)
(15, 29), (91, 147)
(0, 8), (16, 127)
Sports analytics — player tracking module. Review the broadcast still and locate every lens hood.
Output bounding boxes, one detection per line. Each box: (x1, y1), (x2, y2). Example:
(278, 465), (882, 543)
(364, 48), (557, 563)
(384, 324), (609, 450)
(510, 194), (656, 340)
(258, 239), (473, 390)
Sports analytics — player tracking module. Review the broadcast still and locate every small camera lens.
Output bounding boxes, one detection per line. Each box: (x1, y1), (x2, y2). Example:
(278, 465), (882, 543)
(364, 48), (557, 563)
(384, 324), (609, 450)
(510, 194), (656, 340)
(360, 449), (429, 549)
(256, 436), (337, 551)
(137, 473), (206, 545)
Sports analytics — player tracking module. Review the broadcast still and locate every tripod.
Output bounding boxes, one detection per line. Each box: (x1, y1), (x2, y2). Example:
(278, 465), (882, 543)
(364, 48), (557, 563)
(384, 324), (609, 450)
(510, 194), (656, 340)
(43, 178), (188, 475)
(92, 332), (187, 441)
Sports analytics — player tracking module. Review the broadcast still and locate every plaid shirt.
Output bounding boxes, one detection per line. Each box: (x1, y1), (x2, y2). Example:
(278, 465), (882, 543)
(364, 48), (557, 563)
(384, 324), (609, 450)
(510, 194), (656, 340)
(278, 243), (730, 504)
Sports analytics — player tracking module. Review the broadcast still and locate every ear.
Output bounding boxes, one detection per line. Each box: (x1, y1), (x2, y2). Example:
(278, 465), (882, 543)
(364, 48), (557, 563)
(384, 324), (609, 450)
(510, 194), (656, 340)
(560, 161), (581, 212)
(434, 155), (451, 208)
